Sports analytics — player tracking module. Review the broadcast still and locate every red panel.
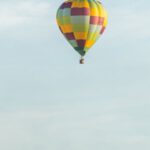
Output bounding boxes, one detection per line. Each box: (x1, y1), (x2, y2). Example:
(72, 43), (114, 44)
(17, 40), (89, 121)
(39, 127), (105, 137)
(90, 16), (104, 25)
(71, 8), (90, 16)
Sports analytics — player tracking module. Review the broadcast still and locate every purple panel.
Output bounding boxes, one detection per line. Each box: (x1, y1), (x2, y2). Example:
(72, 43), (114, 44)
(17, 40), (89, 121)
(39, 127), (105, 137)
(60, 2), (72, 9)
(65, 33), (75, 40)
(77, 40), (86, 48)
(71, 8), (90, 16)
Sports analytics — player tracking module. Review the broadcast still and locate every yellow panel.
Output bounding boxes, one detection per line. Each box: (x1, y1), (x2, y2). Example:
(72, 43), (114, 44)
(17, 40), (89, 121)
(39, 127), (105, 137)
(72, 2), (89, 8)
(60, 24), (72, 33)
(103, 18), (108, 27)
(74, 32), (88, 40)
(85, 40), (95, 48)
(103, 11), (108, 27)
(90, 8), (99, 16)
(98, 5), (108, 27)
(98, 5), (105, 17)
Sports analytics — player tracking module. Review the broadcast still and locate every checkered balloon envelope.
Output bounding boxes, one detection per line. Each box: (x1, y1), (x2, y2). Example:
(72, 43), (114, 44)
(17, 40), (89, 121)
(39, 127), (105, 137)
(56, 0), (108, 63)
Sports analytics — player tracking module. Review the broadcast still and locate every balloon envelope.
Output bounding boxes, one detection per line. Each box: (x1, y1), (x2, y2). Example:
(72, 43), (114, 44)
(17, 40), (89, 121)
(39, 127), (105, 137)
(56, 0), (108, 56)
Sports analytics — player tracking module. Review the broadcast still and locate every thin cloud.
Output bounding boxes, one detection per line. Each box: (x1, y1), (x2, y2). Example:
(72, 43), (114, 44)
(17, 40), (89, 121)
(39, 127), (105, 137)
(0, 1), (50, 28)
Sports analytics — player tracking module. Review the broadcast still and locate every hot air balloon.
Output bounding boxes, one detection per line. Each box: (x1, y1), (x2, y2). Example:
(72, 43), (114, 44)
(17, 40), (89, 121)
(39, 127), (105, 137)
(56, 0), (108, 64)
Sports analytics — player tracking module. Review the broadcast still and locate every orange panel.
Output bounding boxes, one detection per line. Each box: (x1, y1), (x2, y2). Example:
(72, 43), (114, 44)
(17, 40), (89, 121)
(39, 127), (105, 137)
(72, 2), (89, 8)
(61, 25), (73, 33)
(74, 32), (88, 40)
(85, 40), (95, 48)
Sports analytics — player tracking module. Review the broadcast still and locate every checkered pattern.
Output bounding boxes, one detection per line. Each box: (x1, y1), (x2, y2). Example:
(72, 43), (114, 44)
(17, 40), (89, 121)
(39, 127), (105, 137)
(56, 0), (108, 56)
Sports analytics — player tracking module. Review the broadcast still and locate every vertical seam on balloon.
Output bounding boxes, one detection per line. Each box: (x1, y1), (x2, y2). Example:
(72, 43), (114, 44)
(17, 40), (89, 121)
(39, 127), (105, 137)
(59, 4), (67, 41)
(101, 4), (108, 34)
(62, 5), (68, 39)
(86, 0), (98, 51)
(93, 1), (101, 43)
(62, 2), (75, 47)
(84, 0), (91, 53)
(94, 2), (101, 41)
(70, 1), (78, 50)
(70, 0), (86, 56)
(57, 5), (66, 38)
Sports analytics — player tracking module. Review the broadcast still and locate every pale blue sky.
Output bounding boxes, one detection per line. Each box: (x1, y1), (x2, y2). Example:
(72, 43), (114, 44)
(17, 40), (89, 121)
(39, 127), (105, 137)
(0, 0), (150, 150)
